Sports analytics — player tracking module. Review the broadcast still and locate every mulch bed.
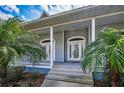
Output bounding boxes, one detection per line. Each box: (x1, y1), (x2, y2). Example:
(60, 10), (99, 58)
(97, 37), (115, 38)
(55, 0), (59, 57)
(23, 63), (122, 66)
(6, 72), (45, 87)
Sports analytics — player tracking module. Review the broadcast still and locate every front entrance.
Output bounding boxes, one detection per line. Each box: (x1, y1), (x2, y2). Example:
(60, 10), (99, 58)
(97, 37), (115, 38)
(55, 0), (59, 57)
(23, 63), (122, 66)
(67, 36), (86, 61)
(40, 38), (55, 61)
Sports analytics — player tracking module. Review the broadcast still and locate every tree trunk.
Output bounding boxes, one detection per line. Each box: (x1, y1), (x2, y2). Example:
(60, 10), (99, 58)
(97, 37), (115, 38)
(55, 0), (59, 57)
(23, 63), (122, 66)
(110, 70), (118, 87)
(0, 65), (8, 87)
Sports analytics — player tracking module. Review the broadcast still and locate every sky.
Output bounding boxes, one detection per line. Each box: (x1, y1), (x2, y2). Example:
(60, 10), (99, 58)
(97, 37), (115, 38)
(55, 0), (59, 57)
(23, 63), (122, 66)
(0, 5), (84, 21)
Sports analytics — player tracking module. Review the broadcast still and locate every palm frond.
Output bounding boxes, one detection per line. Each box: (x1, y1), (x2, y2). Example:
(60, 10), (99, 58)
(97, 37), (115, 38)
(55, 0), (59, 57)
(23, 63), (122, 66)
(0, 18), (46, 66)
(82, 27), (124, 73)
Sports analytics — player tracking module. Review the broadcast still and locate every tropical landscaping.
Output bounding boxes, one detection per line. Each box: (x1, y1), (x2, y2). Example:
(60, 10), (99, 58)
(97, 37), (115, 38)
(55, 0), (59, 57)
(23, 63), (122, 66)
(0, 18), (46, 87)
(0, 17), (124, 87)
(82, 27), (124, 87)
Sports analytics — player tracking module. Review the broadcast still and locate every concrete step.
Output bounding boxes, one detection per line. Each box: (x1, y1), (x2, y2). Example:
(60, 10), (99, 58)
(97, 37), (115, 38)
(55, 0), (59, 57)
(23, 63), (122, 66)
(51, 68), (83, 72)
(41, 79), (92, 87)
(49, 70), (83, 74)
(48, 71), (92, 80)
(45, 74), (93, 85)
(49, 71), (83, 77)
(48, 71), (92, 79)
(52, 67), (82, 71)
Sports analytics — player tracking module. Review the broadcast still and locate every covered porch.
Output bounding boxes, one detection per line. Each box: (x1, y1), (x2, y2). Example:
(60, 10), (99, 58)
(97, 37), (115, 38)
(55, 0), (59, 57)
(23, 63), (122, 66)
(29, 10), (124, 69)
(23, 6), (124, 69)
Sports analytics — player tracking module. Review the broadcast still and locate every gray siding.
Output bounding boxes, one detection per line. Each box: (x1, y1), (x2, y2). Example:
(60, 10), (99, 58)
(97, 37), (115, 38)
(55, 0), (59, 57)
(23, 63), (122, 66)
(55, 32), (64, 62)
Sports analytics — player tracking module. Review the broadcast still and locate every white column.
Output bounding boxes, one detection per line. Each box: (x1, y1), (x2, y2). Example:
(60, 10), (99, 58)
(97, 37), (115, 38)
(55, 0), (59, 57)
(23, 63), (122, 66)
(88, 27), (91, 43)
(91, 18), (96, 42)
(62, 31), (65, 62)
(91, 19), (96, 74)
(50, 26), (53, 69)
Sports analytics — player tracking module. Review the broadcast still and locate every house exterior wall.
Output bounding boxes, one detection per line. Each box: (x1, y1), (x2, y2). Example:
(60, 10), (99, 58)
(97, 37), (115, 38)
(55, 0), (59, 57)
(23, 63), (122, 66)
(35, 21), (124, 63)
(38, 21), (124, 62)
(38, 28), (89, 62)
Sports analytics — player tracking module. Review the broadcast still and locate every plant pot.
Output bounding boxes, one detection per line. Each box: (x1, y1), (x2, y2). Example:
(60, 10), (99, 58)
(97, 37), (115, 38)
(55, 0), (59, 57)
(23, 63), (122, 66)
(92, 72), (104, 87)
(93, 72), (112, 87)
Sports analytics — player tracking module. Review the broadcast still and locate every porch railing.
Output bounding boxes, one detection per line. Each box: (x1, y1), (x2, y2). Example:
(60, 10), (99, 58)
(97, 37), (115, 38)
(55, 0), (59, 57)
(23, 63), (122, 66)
(16, 56), (52, 69)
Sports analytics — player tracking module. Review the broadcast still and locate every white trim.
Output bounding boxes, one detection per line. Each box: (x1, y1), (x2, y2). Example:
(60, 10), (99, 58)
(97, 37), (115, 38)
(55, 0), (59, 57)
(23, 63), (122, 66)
(62, 30), (65, 62)
(67, 36), (86, 43)
(91, 18), (95, 42)
(40, 38), (56, 44)
(88, 27), (91, 43)
(50, 26), (53, 68)
(29, 10), (124, 32)
(29, 26), (50, 32)
(91, 19), (96, 72)
(25, 65), (52, 69)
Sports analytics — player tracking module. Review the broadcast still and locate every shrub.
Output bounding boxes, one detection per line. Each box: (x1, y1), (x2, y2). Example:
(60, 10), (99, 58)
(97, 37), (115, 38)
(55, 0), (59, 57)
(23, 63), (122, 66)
(4, 66), (25, 81)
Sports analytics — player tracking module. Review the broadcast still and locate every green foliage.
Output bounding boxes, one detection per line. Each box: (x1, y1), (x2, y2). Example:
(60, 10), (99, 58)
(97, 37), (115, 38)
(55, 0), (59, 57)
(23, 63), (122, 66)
(82, 27), (124, 73)
(0, 65), (25, 81)
(0, 18), (46, 67)
(7, 66), (25, 81)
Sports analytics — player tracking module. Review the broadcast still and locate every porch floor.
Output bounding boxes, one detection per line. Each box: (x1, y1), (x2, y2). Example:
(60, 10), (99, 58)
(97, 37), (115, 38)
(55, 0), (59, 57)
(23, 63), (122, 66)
(41, 63), (93, 87)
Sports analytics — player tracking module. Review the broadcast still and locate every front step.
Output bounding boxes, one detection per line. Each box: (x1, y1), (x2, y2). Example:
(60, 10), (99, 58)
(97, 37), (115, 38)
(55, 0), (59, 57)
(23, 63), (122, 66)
(42, 63), (93, 87)
(46, 69), (93, 85)
(45, 74), (93, 85)
(50, 68), (83, 73)
(48, 69), (92, 80)
(49, 71), (83, 77)
(48, 72), (92, 80)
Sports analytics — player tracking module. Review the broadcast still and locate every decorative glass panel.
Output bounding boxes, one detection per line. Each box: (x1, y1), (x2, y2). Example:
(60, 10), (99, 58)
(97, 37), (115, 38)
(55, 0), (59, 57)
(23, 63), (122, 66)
(49, 45), (51, 54)
(42, 40), (50, 43)
(69, 38), (84, 41)
(81, 44), (83, 58)
(73, 44), (79, 58)
(49, 45), (51, 59)
(70, 45), (71, 58)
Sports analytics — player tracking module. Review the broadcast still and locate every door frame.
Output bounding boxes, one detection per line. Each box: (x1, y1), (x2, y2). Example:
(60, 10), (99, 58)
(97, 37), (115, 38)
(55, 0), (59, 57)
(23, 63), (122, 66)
(67, 36), (86, 61)
(40, 38), (56, 61)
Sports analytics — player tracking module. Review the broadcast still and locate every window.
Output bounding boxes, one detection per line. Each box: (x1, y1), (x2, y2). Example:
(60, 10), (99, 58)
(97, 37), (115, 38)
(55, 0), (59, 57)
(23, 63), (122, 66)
(69, 38), (84, 41)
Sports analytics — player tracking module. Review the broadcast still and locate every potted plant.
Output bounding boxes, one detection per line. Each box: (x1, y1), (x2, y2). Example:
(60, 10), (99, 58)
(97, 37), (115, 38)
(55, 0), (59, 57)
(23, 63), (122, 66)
(82, 27), (124, 87)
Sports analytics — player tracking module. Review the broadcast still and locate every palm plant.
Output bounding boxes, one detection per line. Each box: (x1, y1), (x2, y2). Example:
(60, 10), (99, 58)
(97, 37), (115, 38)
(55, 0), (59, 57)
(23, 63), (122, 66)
(0, 18), (46, 86)
(82, 27), (124, 86)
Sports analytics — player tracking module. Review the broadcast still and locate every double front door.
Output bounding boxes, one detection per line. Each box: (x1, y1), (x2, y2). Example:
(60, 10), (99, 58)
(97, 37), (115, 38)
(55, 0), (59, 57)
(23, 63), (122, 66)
(68, 42), (84, 61)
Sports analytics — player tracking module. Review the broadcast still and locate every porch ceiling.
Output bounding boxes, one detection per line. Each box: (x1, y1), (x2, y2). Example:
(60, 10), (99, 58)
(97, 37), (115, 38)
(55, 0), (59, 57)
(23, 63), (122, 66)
(33, 13), (124, 34)
(32, 20), (91, 34)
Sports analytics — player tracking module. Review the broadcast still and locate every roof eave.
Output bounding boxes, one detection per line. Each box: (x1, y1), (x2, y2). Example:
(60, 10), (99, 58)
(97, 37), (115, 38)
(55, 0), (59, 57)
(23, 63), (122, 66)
(24, 5), (97, 25)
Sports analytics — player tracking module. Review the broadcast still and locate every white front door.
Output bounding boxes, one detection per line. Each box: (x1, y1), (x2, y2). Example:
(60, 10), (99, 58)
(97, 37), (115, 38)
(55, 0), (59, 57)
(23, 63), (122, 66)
(68, 42), (84, 61)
